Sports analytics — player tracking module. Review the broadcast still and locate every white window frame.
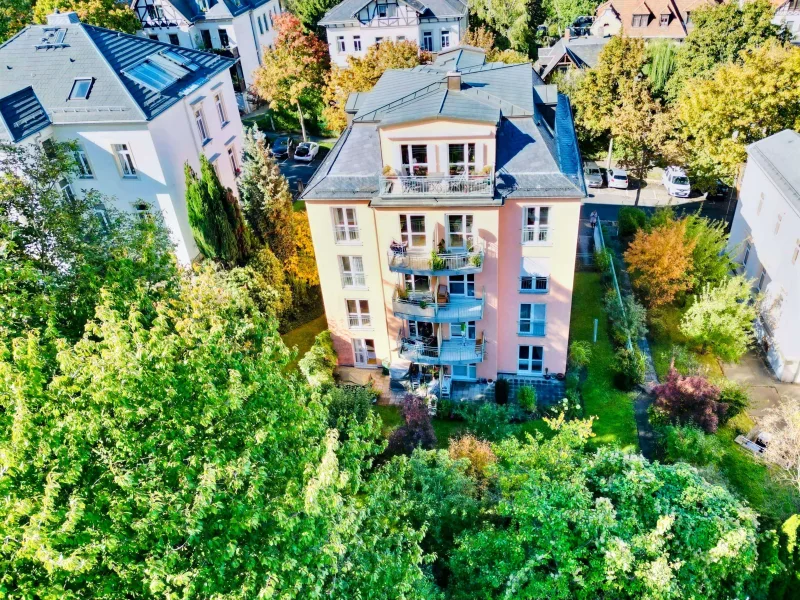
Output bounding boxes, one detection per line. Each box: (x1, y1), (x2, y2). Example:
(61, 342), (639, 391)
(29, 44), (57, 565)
(112, 143), (137, 178)
(93, 202), (111, 230)
(58, 178), (75, 202)
(339, 255), (366, 289)
(169, 33), (180, 45)
(440, 29), (450, 49)
(447, 214), (474, 250)
(214, 93), (228, 126)
(408, 320), (433, 339)
(422, 31), (432, 51)
(377, 3), (388, 17)
(227, 144), (239, 177)
(218, 28), (230, 48)
(375, 37), (383, 45)
(332, 207), (360, 243)
(756, 267), (767, 292)
(400, 144), (428, 176)
(353, 35), (362, 51)
(73, 146), (94, 179)
(337, 36), (346, 52)
(518, 303), (546, 337)
(451, 364), (477, 381)
(132, 200), (151, 220)
(450, 321), (476, 340)
(522, 206), (552, 244)
(448, 274), (475, 297)
(194, 108), (210, 143)
(346, 299), (371, 329)
(399, 214), (426, 249)
(742, 241), (751, 268)
(403, 274), (430, 294)
(448, 142), (476, 176)
(520, 274), (549, 293)
(353, 338), (377, 367)
(518, 345), (544, 375)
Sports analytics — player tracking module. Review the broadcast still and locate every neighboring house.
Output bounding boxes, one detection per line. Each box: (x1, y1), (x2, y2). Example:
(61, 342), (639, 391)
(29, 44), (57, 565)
(0, 11), (245, 265)
(301, 46), (586, 387)
(773, 0), (800, 43)
(319, 0), (468, 68)
(534, 32), (610, 82)
(728, 130), (800, 384)
(131, 0), (284, 107)
(591, 0), (720, 38)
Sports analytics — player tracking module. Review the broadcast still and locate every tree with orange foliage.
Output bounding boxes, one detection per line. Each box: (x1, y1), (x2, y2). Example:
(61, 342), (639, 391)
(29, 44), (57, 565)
(252, 14), (328, 141)
(449, 434), (497, 489)
(624, 219), (695, 307)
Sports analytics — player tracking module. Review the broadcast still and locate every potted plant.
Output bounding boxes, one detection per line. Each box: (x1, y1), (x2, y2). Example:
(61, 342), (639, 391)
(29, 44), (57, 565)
(419, 299), (428, 309)
(430, 249), (446, 271)
(470, 253), (482, 267)
(396, 284), (409, 300)
(382, 165), (395, 176)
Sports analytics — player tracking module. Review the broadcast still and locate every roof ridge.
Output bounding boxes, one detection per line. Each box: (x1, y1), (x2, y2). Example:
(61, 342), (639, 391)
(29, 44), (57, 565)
(354, 80), (447, 121)
(459, 86), (531, 117)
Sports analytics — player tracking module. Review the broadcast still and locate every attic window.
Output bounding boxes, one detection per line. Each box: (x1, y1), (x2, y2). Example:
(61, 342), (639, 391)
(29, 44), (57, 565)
(660, 13), (670, 26)
(35, 27), (67, 49)
(69, 78), (93, 100)
(631, 14), (648, 27)
(121, 51), (197, 93)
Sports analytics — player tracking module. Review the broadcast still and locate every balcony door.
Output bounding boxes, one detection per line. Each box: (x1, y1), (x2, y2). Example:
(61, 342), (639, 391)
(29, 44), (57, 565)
(448, 274), (475, 297)
(450, 321), (476, 340)
(447, 214), (474, 250)
(353, 339), (377, 367)
(400, 214), (427, 249)
(408, 320), (433, 340)
(400, 145), (428, 176)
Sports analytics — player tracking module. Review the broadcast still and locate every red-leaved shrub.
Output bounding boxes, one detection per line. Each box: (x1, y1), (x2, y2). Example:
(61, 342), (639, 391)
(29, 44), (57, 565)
(386, 394), (437, 456)
(653, 367), (726, 433)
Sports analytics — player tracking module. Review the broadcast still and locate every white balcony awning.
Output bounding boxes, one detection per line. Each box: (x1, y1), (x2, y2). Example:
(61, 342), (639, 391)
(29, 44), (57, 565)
(521, 257), (551, 277)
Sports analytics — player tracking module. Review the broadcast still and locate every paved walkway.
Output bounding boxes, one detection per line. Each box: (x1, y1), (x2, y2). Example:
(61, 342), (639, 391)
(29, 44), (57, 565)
(722, 351), (800, 421)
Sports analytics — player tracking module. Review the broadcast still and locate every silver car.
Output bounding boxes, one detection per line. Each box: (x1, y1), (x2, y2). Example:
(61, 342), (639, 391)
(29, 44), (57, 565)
(584, 162), (603, 188)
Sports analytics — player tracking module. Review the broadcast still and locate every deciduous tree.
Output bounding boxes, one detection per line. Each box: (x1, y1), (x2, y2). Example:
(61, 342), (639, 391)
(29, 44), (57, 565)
(323, 39), (428, 133)
(0, 0), (31, 43)
(762, 397), (800, 496)
(684, 212), (735, 290)
(252, 13), (328, 141)
(386, 395), (437, 456)
(653, 367), (726, 432)
(680, 275), (758, 362)
(461, 26), (528, 63)
(624, 219), (695, 307)
(468, 0), (545, 54)
(34, 0), (140, 33)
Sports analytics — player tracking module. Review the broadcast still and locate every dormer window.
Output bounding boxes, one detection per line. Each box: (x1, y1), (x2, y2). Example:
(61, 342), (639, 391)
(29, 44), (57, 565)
(69, 78), (93, 100)
(377, 4), (388, 17)
(631, 14), (648, 27)
(660, 13), (670, 26)
(401, 144), (428, 176)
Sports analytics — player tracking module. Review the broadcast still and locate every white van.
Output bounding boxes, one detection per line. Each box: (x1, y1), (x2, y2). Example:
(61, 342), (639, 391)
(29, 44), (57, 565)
(662, 166), (691, 198)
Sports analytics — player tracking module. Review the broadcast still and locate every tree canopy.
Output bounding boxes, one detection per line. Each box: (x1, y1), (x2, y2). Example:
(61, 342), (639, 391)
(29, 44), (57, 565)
(34, 0), (140, 34)
(0, 0), (31, 43)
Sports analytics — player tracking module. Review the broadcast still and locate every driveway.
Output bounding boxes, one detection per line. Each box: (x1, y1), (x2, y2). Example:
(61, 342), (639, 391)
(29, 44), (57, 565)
(277, 156), (319, 194)
(722, 352), (800, 420)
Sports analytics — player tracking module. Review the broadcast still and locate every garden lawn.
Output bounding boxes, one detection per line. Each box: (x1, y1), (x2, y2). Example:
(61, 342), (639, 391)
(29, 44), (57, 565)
(281, 314), (327, 373)
(647, 304), (722, 379)
(570, 272), (639, 452)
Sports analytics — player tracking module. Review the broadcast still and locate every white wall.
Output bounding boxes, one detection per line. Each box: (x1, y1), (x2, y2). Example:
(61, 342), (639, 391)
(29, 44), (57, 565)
(729, 158), (800, 382)
(773, 5), (800, 42)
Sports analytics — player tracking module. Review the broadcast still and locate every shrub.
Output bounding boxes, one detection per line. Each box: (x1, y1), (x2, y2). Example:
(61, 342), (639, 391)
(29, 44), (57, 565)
(494, 378), (509, 405)
(618, 206), (647, 237)
(449, 434), (497, 486)
(604, 289), (648, 346)
(660, 344), (702, 376)
(326, 385), (374, 435)
(438, 397), (454, 419)
(717, 380), (750, 423)
(386, 394), (437, 456)
(612, 346), (647, 390)
(517, 386), (536, 412)
(568, 341), (592, 371)
(594, 247), (613, 273)
(565, 371), (580, 393)
(298, 330), (337, 387)
(661, 424), (725, 466)
(455, 403), (512, 441)
(653, 367), (726, 433)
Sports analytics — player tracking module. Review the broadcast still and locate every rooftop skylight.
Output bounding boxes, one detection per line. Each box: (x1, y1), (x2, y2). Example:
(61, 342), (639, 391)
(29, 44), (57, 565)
(122, 51), (198, 93)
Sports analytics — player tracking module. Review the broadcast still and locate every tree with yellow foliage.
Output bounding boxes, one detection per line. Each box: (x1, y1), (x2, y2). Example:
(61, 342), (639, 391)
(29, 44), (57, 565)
(34, 0), (139, 33)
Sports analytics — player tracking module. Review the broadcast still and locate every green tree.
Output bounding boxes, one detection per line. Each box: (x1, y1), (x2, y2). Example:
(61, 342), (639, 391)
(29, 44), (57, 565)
(461, 26), (529, 63)
(0, 266), (433, 598)
(185, 155), (247, 265)
(0, 140), (176, 342)
(680, 275), (758, 362)
(252, 13), (328, 141)
(666, 0), (789, 101)
(543, 0), (602, 29)
(643, 39), (678, 97)
(468, 0), (545, 54)
(34, 0), (140, 33)
(238, 127), (295, 261)
(675, 42), (800, 187)
(323, 40), (429, 133)
(448, 419), (776, 599)
(283, 0), (339, 31)
(684, 213), (735, 290)
(299, 329), (337, 387)
(0, 0), (31, 43)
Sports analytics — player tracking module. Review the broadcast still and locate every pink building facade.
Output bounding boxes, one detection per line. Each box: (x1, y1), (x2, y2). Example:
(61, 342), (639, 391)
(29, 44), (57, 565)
(303, 47), (585, 384)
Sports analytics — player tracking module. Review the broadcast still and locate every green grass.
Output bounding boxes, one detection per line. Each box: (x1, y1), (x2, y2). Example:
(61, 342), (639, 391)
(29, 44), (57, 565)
(570, 272), (639, 452)
(280, 314), (327, 373)
(647, 304), (722, 379)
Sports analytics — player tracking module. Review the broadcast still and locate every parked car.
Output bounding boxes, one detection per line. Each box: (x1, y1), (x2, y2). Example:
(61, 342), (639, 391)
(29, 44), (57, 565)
(662, 166), (691, 198)
(706, 179), (731, 202)
(293, 141), (319, 162)
(607, 168), (629, 189)
(583, 161), (603, 188)
(271, 136), (295, 158)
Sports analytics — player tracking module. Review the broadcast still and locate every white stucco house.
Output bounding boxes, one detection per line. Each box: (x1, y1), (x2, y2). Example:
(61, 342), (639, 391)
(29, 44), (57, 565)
(319, 0), (468, 67)
(772, 0), (800, 43)
(0, 11), (246, 265)
(728, 130), (800, 384)
(131, 0), (284, 108)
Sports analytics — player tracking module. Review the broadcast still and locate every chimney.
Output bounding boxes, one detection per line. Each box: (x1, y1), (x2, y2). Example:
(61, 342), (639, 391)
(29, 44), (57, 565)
(447, 71), (461, 91)
(564, 27), (571, 41)
(47, 10), (81, 25)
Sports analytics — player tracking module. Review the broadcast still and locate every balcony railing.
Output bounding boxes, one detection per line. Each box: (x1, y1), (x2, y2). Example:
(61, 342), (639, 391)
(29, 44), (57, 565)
(348, 314), (372, 328)
(379, 172), (494, 197)
(392, 291), (484, 323)
(387, 242), (485, 275)
(397, 336), (485, 366)
(334, 225), (360, 243)
(522, 226), (553, 244)
(341, 273), (366, 288)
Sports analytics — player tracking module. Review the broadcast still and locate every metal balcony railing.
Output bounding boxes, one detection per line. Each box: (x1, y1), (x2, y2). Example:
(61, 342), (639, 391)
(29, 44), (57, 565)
(522, 225), (553, 244)
(392, 290), (484, 323)
(334, 225), (360, 243)
(341, 273), (366, 288)
(348, 314), (372, 328)
(397, 335), (485, 366)
(379, 172), (494, 197)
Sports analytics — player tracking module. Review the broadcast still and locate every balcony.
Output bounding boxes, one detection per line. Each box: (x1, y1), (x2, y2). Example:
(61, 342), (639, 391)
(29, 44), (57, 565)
(387, 244), (485, 276)
(397, 335), (485, 366)
(379, 172), (494, 198)
(392, 291), (484, 323)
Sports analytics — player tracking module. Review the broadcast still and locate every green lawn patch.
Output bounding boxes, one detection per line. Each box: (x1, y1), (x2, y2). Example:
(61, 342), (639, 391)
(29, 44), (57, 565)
(570, 272), (639, 452)
(648, 304), (722, 379)
(280, 314), (327, 373)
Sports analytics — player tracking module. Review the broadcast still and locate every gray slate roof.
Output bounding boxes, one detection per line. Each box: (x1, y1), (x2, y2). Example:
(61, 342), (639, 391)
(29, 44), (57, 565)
(165, 0), (277, 22)
(535, 36), (610, 80)
(302, 48), (585, 202)
(747, 130), (800, 214)
(0, 86), (51, 143)
(320, 0), (466, 25)
(0, 19), (234, 137)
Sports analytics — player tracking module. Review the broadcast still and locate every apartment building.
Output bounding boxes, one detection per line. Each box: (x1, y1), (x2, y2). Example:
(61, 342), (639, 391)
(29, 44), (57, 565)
(591, 0), (721, 38)
(302, 46), (586, 385)
(320, 0), (468, 67)
(728, 130), (800, 384)
(131, 0), (283, 108)
(0, 11), (245, 264)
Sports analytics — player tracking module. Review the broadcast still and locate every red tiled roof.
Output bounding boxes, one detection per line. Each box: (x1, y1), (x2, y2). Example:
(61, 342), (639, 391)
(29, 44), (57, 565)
(596, 0), (721, 38)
